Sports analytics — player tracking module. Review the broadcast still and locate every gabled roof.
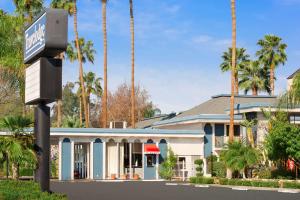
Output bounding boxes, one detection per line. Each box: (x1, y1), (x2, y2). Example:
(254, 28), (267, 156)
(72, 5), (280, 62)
(135, 113), (176, 129)
(174, 94), (277, 118)
(287, 68), (300, 79)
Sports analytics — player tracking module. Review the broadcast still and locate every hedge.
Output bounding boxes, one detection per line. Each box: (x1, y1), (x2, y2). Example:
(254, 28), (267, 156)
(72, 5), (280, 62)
(190, 177), (300, 189)
(190, 177), (214, 184)
(0, 180), (66, 200)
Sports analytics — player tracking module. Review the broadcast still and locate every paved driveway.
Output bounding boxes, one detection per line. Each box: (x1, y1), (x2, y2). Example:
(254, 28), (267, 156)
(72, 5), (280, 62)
(51, 181), (300, 200)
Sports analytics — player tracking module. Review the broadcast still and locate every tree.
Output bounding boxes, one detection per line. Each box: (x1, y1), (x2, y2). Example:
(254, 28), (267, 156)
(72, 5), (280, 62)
(106, 82), (154, 126)
(194, 159), (204, 177)
(221, 141), (260, 178)
(159, 148), (177, 180)
(13, 0), (44, 23)
(0, 116), (36, 180)
(240, 116), (257, 148)
(83, 72), (103, 126)
(229, 0), (236, 143)
(101, 0), (109, 128)
(239, 60), (270, 95)
(256, 35), (287, 95)
(220, 48), (250, 94)
(129, 0), (136, 128)
(51, 0), (90, 128)
(62, 115), (82, 128)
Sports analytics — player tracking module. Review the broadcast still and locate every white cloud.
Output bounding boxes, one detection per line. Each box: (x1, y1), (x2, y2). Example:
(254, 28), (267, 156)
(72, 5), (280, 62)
(164, 4), (181, 14)
(191, 34), (231, 51)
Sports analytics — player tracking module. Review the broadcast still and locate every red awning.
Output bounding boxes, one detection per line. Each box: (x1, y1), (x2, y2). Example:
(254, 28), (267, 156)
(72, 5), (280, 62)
(144, 144), (160, 154)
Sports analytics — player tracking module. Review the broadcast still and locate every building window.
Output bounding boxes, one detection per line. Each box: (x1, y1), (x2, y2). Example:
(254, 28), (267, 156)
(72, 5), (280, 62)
(226, 125), (240, 136)
(146, 155), (155, 167)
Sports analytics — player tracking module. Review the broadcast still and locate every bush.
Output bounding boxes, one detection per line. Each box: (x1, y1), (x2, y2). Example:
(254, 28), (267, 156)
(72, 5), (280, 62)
(218, 178), (278, 188)
(256, 168), (272, 179)
(213, 162), (226, 178)
(0, 180), (66, 200)
(194, 159), (203, 177)
(190, 176), (214, 184)
(271, 167), (295, 179)
(283, 181), (300, 189)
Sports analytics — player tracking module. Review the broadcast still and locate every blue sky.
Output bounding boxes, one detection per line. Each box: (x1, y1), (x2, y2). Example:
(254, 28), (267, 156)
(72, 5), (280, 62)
(1, 0), (300, 113)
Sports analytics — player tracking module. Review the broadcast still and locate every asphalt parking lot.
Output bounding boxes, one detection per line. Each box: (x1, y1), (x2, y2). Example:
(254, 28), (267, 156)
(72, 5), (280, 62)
(51, 181), (300, 200)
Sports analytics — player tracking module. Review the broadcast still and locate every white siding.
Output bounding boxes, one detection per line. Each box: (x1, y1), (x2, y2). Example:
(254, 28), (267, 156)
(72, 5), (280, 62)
(169, 138), (203, 156)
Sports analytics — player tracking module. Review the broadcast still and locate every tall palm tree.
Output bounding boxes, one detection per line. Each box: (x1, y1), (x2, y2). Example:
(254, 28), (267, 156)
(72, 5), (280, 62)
(51, 0), (90, 127)
(220, 48), (250, 94)
(75, 80), (83, 127)
(65, 38), (96, 127)
(240, 117), (257, 148)
(13, 0), (44, 22)
(229, 0), (236, 143)
(239, 61), (269, 95)
(129, 0), (135, 128)
(101, 0), (108, 128)
(256, 35), (287, 96)
(83, 72), (103, 126)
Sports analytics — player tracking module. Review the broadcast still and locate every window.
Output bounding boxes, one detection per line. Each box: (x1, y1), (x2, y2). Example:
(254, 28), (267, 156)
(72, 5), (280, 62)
(146, 155), (155, 167)
(226, 125), (240, 136)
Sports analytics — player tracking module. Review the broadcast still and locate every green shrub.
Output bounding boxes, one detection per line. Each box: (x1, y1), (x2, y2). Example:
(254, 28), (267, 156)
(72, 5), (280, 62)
(256, 168), (272, 179)
(190, 176), (214, 184)
(271, 167), (294, 179)
(283, 181), (300, 189)
(194, 159), (203, 177)
(213, 162), (226, 178)
(218, 178), (278, 188)
(0, 180), (66, 200)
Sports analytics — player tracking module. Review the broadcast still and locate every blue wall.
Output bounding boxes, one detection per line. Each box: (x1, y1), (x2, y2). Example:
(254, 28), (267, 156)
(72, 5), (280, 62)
(144, 140), (157, 180)
(93, 138), (103, 179)
(62, 138), (71, 180)
(158, 139), (167, 164)
(204, 124), (212, 158)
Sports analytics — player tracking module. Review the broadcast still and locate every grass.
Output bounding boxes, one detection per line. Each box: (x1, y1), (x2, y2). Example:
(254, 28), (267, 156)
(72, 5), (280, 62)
(0, 180), (67, 200)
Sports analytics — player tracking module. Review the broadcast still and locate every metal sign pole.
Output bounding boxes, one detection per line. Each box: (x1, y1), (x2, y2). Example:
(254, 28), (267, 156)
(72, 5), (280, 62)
(34, 103), (50, 192)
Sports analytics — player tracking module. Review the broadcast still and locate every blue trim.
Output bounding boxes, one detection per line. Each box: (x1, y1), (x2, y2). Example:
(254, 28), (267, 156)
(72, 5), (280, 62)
(153, 114), (243, 126)
(93, 138), (103, 179)
(62, 138), (71, 180)
(49, 128), (203, 135)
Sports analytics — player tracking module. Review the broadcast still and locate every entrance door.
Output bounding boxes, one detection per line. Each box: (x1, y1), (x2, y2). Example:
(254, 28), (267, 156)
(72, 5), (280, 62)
(74, 143), (88, 179)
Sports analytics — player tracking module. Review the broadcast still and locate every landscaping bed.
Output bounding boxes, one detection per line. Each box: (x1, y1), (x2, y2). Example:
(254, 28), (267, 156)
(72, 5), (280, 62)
(190, 177), (300, 189)
(0, 180), (67, 200)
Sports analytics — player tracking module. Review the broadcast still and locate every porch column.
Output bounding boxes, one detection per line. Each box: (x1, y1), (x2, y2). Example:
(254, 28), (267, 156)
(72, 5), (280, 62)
(156, 142), (159, 180)
(117, 142), (120, 178)
(103, 141), (106, 179)
(71, 140), (75, 180)
(58, 139), (62, 181)
(142, 143), (145, 179)
(203, 157), (208, 176)
(90, 141), (94, 179)
(129, 142), (133, 179)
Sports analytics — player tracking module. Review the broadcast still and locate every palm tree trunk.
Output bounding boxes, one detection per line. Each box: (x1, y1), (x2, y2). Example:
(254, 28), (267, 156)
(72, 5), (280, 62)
(87, 96), (90, 127)
(79, 96), (83, 127)
(247, 127), (255, 148)
(229, 0), (236, 143)
(130, 0), (135, 128)
(270, 63), (275, 96)
(12, 162), (19, 180)
(73, 1), (89, 128)
(252, 87), (258, 96)
(57, 100), (62, 127)
(235, 72), (239, 95)
(101, 0), (108, 128)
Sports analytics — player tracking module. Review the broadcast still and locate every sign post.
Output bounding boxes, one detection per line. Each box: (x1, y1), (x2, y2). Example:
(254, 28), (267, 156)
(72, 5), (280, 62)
(24, 9), (67, 192)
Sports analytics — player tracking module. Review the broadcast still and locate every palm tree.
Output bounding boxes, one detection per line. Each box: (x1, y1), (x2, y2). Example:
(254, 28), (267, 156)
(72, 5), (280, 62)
(51, 0), (90, 128)
(220, 48), (250, 94)
(229, 0), (236, 143)
(256, 35), (287, 96)
(129, 0), (136, 128)
(75, 81), (83, 127)
(0, 116), (36, 180)
(239, 61), (269, 95)
(13, 0), (44, 22)
(101, 0), (108, 128)
(220, 141), (260, 178)
(83, 72), (103, 126)
(240, 117), (257, 148)
(65, 38), (96, 127)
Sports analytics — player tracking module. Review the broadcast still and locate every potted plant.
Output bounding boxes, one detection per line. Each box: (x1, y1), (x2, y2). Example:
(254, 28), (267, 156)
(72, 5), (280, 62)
(133, 174), (139, 180)
(111, 174), (117, 180)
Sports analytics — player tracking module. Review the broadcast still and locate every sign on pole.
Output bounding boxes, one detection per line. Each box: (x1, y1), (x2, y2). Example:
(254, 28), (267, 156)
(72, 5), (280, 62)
(24, 9), (68, 64)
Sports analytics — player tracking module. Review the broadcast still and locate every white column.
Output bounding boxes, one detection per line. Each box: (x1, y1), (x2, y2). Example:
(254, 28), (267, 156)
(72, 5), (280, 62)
(103, 141), (106, 179)
(129, 142), (132, 179)
(203, 157), (208, 176)
(156, 142), (159, 180)
(90, 141), (94, 179)
(117, 142), (120, 178)
(58, 139), (62, 181)
(71, 140), (75, 180)
(212, 123), (215, 154)
(142, 143), (145, 179)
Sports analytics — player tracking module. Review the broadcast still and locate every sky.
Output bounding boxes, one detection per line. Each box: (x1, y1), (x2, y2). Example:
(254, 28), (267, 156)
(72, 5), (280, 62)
(1, 0), (300, 114)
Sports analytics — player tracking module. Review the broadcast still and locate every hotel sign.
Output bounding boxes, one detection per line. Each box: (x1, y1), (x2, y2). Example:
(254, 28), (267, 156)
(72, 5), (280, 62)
(24, 9), (68, 64)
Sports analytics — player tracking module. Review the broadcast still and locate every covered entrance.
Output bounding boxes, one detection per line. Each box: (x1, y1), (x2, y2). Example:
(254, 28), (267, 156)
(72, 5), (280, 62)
(74, 143), (89, 179)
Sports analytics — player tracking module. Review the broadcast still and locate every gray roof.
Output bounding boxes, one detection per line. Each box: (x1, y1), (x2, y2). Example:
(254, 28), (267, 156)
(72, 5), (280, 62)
(175, 94), (278, 118)
(135, 114), (176, 129)
(287, 68), (300, 79)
